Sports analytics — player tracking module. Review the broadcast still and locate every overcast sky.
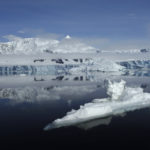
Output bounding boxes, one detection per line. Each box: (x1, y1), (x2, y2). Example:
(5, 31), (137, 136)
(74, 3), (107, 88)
(0, 0), (150, 49)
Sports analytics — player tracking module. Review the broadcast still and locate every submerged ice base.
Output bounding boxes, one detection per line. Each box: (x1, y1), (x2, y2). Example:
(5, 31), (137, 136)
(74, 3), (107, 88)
(44, 80), (150, 130)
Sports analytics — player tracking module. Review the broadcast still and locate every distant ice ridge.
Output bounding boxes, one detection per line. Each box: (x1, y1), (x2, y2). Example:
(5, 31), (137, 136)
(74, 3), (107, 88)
(0, 35), (96, 54)
(118, 60), (150, 69)
(0, 63), (123, 76)
(1, 35), (150, 54)
(44, 80), (150, 130)
(70, 58), (124, 72)
(0, 65), (60, 76)
(101, 48), (150, 53)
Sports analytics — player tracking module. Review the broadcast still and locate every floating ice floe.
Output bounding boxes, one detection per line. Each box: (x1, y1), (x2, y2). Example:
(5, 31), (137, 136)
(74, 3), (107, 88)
(44, 79), (150, 130)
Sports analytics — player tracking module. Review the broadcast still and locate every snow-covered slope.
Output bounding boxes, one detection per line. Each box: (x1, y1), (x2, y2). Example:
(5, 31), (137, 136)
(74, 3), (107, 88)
(101, 48), (150, 53)
(1, 35), (150, 54)
(1, 35), (150, 73)
(0, 35), (96, 54)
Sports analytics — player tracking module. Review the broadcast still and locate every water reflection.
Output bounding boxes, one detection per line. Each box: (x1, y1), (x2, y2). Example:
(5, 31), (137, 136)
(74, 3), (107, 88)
(76, 117), (112, 130)
(0, 70), (150, 103)
(0, 68), (150, 131)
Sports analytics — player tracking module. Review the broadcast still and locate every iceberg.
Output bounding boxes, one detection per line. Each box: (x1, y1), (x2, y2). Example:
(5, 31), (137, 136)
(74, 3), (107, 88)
(44, 80), (150, 130)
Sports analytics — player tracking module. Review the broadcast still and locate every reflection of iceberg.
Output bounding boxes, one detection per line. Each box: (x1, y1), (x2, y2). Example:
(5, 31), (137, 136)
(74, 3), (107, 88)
(76, 117), (112, 130)
(44, 80), (150, 130)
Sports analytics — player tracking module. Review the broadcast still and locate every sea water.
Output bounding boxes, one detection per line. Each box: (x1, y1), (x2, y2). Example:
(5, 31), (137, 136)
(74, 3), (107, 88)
(0, 68), (150, 148)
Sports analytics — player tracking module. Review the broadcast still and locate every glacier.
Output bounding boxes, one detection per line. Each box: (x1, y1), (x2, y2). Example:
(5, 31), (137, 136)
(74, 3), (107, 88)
(0, 35), (150, 73)
(0, 60), (150, 76)
(1, 35), (150, 54)
(0, 35), (96, 54)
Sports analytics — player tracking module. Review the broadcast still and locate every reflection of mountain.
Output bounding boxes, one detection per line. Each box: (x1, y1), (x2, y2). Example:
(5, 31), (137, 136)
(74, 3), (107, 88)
(1, 72), (150, 105)
(44, 80), (150, 131)
(1, 71), (150, 89)
(0, 83), (99, 104)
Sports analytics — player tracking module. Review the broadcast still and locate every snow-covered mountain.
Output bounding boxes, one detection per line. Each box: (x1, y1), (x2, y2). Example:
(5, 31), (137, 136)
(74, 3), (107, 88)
(1, 35), (150, 54)
(1, 35), (150, 73)
(0, 35), (96, 54)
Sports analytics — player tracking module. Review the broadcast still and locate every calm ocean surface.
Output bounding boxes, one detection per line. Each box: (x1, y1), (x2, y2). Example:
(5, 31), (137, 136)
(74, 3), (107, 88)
(0, 71), (150, 149)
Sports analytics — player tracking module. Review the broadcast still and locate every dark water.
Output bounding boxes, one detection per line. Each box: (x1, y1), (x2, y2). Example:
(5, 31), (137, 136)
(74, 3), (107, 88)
(0, 71), (150, 149)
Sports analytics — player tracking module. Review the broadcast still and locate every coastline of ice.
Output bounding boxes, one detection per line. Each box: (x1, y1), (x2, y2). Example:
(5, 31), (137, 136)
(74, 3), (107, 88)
(0, 36), (150, 73)
(70, 58), (124, 72)
(44, 79), (150, 130)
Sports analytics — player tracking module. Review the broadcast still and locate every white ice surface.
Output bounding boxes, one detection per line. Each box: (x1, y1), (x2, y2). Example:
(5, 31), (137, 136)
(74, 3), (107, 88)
(70, 58), (124, 72)
(0, 36), (150, 73)
(1, 35), (150, 54)
(44, 80), (150, 130)
(0, 36), (96, 54)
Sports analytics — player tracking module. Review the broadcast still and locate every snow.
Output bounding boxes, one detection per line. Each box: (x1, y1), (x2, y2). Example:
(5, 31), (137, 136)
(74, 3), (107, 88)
(1, 35), (150, 55)
(65, 35), (71, 39)
(105, 80), (126, 100)
(70, 58), (125, 72)
(0, 35), (150, 73)
(44, 80), (150, 130)
(0, 35), (96, 54)
(118, 60), (150, 69)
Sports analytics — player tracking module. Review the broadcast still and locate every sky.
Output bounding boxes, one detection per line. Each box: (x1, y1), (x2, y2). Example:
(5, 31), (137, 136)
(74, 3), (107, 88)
(0, 0), (150, 49)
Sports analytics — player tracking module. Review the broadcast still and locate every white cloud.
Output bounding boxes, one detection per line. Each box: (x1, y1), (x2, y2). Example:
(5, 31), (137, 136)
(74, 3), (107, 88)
(147, 23), (150, 37)
(128, 13), (137, 19)
(18, 30), (25, 34)
(82, 38), (150, 50)
(17, 28), (63, 39)
(3, 35), (22, 41)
